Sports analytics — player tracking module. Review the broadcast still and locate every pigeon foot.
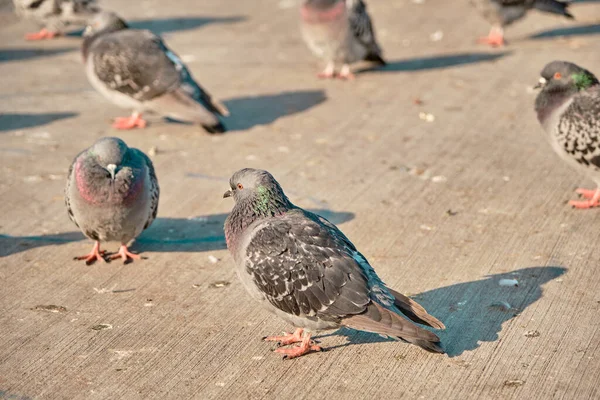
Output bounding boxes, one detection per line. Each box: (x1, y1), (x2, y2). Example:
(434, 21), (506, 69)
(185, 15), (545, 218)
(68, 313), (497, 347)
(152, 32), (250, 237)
(109, 245), (142, 264)
(25, 29), (58, 41)
(263, 328), (306, 346)
(273, 334), (322, 359)
(112, 113), (147, 130)
(570, 188), (600, 209)
(74, 241), (107, 265)
(478, 26), (505, 47)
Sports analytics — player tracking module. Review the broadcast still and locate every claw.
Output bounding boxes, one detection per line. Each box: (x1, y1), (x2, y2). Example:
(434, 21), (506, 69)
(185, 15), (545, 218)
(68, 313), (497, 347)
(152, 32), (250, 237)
(109, 245), (142, 264)
(570, 187), (600, 209)
(74, 242), (106, 265)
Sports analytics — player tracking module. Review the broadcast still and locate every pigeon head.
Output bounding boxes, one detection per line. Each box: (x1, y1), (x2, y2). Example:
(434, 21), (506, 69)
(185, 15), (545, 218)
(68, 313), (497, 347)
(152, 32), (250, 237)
(83, 11), (128, 37)
(534, 61), (599, 119)
(224, 169), (292, 215)
(87, 137), (129, 180)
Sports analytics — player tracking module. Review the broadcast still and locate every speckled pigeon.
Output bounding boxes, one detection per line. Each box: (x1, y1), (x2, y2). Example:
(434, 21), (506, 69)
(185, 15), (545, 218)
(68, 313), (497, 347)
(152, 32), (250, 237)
(535, 61), (600, 209)
(300, 0), (386, 80)
(223, 169), (444, 359)
(470, 0), (573, 46)
(65, 137), (159, 264)
(82, 11), (229, 132)
(13, 0), (100, 40)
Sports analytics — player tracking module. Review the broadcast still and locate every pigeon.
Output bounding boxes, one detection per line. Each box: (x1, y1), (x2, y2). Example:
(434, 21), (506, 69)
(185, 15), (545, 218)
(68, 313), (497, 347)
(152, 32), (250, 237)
(534, 61), (600, 209)
(470, 0), (573, 46)
(65, 137), (159, 264)
(223, 169), (444, 359)
(300, 0), (386, 80)
(82, 11), (229, 133)
(13, 0), (100, 41)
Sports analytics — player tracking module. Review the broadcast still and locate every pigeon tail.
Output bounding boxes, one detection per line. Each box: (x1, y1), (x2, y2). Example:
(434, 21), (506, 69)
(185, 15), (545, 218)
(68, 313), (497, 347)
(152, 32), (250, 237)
(365, 52), (386, 66)
(534, 0), (574, 19)
(342, 302), (445, 354)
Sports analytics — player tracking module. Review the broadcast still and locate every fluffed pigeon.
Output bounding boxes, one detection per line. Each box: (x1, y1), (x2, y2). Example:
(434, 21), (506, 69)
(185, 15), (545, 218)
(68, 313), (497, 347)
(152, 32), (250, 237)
(223, 168), (444, 359)
(470, 0), (573, 46)
(535, 61), (600, 209)
(82, 11), (229, 132)
(65, 137), (159, 264)
(13, 0), (100, 41)
(300, 0), (386, 80)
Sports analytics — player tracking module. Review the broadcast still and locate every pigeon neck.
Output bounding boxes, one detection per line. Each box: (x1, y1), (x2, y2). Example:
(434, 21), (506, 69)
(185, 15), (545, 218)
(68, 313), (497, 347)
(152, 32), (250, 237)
(535, 86), (578, 124)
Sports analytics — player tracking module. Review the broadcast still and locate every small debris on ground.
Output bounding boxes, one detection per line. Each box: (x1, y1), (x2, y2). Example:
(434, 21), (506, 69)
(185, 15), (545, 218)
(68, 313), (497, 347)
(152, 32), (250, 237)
(499, 279), (519, 287)
(419, 112), (435, 122)
(431, 175), (447, 183)
(148, 146), (158, 157)
(208, 255), (220, 264)
(524, 330), (540, 338)
(446, 209), (458, 216)
(504, 379), (525, 387)
(32, 305), (67, 313)
(91, 324), (113, 331)
(489, 301), (514, 312)
(209, 280), (231, 289)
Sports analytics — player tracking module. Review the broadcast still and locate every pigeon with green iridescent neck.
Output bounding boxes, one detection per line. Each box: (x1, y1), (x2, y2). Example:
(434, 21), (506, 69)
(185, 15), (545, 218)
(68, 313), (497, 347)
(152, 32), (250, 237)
(223, 168), (444, 359)
(65, 137), (159, 264)
(470, 0), (573, 47)
(13, 0), (100, 40)
(534, 61), (600, 209)
(300, 0), (386, 80)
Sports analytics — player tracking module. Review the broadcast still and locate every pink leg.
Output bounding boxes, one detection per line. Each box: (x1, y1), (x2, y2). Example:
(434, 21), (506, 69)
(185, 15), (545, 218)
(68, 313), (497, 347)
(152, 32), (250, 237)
(109, 245), (142, 263)
(25, 28), (59, 41)
(112, 112), (147, 130)
(317, 62), (336, 79)
(273, 333), (322, 359)
(337, 64), (355, 80)
(74, 241), (106, 265)
(570, 188), (600, 209)
(263, 328), (306, 346)
(478, 26), (505, 47)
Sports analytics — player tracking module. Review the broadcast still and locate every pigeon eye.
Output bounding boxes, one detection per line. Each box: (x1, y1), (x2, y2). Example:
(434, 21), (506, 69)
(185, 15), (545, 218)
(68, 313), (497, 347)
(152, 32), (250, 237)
(237, 183), (244, 190)
(554, 72), (562, 80)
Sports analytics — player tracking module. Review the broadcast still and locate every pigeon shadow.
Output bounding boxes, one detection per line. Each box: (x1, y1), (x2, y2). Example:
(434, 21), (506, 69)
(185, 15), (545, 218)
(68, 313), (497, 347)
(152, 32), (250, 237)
(0, 232), (85, 257)
(134, 210), (354, 253)
(0, 112), (78, 132)
(530, 24), (600, 39)
(128, 16), (246, 36)
(223, 90), (327, 131)
(360, 52), (510, 73)
(0, 47), (76, 63)
(322, 266), (566, 357)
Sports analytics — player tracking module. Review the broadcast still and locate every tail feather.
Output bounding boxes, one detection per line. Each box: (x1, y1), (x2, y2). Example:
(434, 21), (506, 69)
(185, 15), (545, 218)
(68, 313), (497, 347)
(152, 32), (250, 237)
(534, 0), (574, 19)
(365, 52), (386, 66)
(386, 287), (445, 330)
(342, 302), (444, 354)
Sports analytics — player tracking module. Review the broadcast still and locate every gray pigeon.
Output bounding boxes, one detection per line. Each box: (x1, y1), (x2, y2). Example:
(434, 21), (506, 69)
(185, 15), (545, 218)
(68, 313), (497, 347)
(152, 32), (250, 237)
(13, 0), (99, 40)
(535, 61), (600, 209)
(65, 137), (159, 264)
(82, 12), (229, 133)
(300, 0), (385, 80)
(223, 169), (444, 359)
(470, 0), (573, 46)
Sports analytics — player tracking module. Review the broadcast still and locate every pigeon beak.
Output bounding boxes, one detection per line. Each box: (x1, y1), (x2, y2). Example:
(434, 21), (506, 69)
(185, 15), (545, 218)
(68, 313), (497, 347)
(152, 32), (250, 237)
(106, 164), (117, 180)
(223, 190), (233, 198)
(533, 77), (547, 90)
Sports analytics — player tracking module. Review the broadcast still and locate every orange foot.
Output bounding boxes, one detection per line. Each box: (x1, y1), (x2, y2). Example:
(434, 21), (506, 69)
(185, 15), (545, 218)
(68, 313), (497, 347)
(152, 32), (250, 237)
(478, 27), (505, 47)
(74, 241), (106, 265)
(25, 29), (59, 41)
(570, 188), (600, 209)
(338, 65), (355, 80)
(273, 334), (322, 360)
(109, 245), (142, 264)
(263, 328), (306, 346)
(112, 114), (147, 130)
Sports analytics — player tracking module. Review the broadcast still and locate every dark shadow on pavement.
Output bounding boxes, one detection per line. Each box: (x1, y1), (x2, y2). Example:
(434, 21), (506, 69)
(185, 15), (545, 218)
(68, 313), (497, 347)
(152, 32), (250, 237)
(0, 232), (85, 257)
(134, 210), (354, 253)
(322, 266), (566, 357)
(530, 24), (600, 39)
(223, 90), (327, 131)
(0, 112), (78, 132)
(360, 52), (510, 73)
(0, 47), (76, 63)
(128, 16), (246, 36)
